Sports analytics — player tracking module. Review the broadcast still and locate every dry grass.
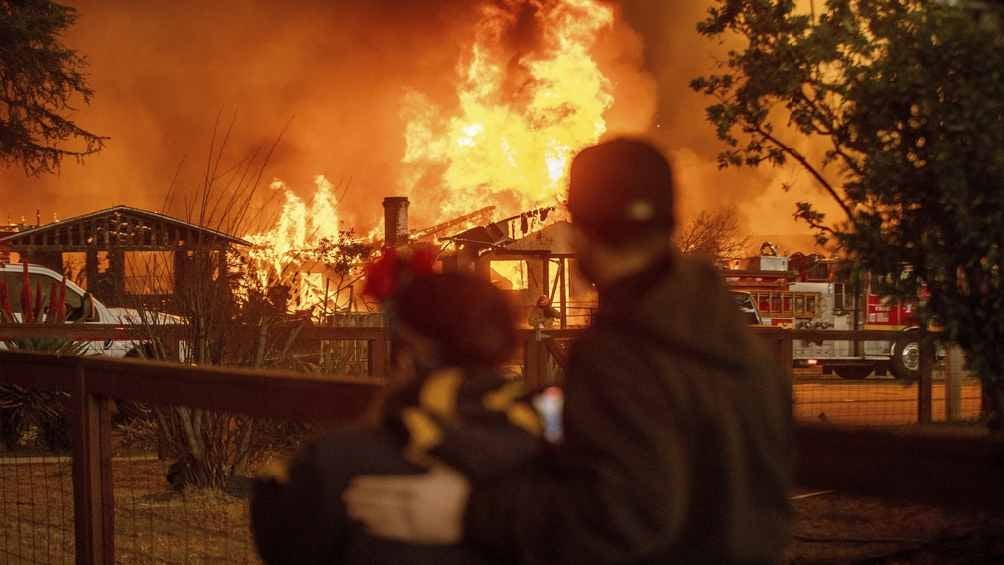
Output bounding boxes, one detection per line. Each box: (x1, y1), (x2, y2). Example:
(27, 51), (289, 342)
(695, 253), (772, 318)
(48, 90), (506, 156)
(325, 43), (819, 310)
(1, 456), (260, 564)
(787, 491), (1004, 564)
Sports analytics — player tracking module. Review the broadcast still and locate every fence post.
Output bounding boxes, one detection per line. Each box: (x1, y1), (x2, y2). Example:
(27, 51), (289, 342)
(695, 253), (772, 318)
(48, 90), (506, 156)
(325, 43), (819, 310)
(945, 346), (963, 422)
(368, 336), (388, 378)
(524, 333), (544, 390)
(780, 329), (794, 382)
(72, 362), (115, 565)
(918, 336), (934, 424)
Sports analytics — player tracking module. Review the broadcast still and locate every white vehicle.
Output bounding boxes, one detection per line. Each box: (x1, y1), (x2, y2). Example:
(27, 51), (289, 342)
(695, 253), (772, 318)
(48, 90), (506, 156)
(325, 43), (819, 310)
(725, 254), (928, 380)
(0, 263), (177, 358)
(786, 274), (934, 380)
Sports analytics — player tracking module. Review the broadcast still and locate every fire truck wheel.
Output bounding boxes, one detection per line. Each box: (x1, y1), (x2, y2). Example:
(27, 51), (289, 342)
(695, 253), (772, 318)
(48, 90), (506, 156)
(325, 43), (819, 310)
(835, 366), (872, 380)
(891, 330), (922, 381)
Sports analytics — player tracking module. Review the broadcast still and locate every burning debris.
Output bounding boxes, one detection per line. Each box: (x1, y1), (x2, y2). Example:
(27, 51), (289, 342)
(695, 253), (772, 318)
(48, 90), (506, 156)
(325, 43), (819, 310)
(243, 175), (375, 317)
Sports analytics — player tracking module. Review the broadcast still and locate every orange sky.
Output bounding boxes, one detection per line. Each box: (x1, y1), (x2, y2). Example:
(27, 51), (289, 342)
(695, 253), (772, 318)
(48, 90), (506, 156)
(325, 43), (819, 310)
(0, 0), (841, 241)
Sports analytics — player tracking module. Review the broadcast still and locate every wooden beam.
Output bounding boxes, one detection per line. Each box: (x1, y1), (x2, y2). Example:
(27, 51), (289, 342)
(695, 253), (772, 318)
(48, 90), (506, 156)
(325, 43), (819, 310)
(71, 363), (115, 565)
(368, 336), (388, 378)
(0, 324), (183, 341)
(523, 334), (546, 390)
(0, 323), (388, 342)
(558, 258), (567, 329)
(83, 357), (383, 421)
(0, 351), (77, 391)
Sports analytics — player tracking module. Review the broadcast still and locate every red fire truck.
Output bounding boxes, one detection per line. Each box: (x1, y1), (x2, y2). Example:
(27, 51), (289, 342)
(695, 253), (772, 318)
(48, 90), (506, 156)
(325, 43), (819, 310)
(723, 252), (924, 380)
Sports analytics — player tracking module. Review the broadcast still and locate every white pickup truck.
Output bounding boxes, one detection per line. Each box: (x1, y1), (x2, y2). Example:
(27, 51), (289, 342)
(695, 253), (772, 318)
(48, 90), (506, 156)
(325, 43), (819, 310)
(0, 263), (178, 358)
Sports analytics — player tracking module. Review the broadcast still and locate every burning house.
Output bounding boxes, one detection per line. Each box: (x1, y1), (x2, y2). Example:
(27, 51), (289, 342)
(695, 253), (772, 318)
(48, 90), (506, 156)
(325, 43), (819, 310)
(441, 208), (597, 328)
(0, 205), (249, 310)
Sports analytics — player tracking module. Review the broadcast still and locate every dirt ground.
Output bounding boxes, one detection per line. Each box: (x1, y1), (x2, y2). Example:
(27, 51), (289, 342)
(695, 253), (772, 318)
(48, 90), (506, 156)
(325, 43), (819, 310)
(2, 456), (1003, 564)
(788, 489), (1004, 564)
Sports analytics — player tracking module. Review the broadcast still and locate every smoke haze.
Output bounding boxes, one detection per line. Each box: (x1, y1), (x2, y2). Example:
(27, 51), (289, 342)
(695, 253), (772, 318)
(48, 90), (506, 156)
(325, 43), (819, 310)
(0, 0), (835, 242)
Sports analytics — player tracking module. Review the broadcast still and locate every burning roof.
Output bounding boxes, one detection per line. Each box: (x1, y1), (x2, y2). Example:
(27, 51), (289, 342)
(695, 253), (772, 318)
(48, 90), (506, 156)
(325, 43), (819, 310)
(442, 205), (560, 254)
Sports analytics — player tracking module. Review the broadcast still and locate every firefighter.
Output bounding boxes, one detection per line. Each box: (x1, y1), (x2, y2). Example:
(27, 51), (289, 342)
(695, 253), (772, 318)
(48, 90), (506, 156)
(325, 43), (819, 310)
(345, 138), (794, 565)
(250, 270), (543, 565)
(527, 294), (560, 329)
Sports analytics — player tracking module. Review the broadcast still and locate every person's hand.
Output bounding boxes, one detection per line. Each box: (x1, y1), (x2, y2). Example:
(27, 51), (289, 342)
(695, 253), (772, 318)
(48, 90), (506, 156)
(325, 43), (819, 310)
(343, 465), (471, 544)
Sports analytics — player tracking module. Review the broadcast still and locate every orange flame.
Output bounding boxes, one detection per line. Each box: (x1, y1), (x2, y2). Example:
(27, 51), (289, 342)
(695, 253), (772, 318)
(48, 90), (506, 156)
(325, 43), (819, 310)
(401, 0), (615, 221)
(245, 175), (342, 307)
(240, 0), (620, 315)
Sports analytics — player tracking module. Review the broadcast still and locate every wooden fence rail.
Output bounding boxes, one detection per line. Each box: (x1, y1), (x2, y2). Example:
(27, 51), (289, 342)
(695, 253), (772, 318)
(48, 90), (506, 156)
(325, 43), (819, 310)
(1, 327), (999, 565)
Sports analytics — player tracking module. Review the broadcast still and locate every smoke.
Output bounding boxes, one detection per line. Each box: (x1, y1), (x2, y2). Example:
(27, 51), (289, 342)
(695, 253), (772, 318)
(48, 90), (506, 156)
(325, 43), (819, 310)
(0, 0), (832, 242)
(618, 0), (841, 240)
(0, 0), (480, 231)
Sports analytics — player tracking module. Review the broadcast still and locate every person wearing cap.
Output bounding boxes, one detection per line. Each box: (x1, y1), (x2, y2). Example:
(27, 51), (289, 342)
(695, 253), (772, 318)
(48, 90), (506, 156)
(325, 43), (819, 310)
(345, 139), (794, 564)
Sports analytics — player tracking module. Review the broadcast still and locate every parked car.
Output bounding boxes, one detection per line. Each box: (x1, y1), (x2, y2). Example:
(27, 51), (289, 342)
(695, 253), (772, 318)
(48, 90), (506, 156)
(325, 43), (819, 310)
(0, 262), (179, 357)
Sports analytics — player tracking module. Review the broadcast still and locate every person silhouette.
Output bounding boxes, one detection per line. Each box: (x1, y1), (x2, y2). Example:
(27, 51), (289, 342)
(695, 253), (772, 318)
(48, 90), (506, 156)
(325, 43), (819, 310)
(251, 258), (544, 565)
(345, 139), (794, 565)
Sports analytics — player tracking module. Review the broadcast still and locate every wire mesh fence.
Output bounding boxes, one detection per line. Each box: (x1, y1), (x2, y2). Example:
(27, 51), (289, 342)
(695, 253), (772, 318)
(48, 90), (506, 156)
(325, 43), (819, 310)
(106, 403), (320, 564)
(0, 447), (76, 563)
(0, 326), (1000, 564)
(0, 379), (75, 564)
(788, 343), (982, 426)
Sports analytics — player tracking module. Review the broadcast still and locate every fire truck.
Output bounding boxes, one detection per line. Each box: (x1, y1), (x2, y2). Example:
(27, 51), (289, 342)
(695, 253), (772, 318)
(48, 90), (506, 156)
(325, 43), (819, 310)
(723, 252), (924, 380)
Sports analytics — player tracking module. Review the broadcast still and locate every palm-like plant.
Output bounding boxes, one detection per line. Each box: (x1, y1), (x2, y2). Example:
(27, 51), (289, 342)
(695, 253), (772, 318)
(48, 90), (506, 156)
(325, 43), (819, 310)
(0, 263), (87, 451)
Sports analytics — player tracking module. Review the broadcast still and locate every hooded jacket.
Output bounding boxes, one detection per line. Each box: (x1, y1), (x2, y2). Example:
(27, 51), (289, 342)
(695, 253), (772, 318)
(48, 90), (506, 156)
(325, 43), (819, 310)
(465, 253), (794, 564)
(251, 369), (543, 565)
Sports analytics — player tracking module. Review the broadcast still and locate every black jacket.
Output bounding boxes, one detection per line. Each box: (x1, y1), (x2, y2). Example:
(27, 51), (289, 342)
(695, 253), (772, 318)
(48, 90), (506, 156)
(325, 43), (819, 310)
(465, 253), (794, 564)
(251, 369), (543, 565)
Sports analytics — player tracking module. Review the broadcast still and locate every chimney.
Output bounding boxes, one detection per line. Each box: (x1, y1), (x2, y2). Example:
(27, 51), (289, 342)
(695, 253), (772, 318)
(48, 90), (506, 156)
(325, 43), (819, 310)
(382, 197), (410, 248)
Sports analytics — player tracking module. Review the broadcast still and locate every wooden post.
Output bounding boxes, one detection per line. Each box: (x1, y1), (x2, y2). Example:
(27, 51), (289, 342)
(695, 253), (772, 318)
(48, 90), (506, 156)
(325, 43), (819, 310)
(918, 335), (934, 424)
(109, 249), (125, 305)
(558, 258), (567, 329)
(945, 346), (963, 422)
(71, 363), (115, 565)
(780, 329), (794, 382)
(524, 334), (544, 390)
(368, 336), (388, 378)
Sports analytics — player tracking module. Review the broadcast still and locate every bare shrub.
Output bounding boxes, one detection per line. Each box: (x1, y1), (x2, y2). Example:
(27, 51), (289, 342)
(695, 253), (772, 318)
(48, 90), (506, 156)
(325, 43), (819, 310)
(676, 207), (749, 266)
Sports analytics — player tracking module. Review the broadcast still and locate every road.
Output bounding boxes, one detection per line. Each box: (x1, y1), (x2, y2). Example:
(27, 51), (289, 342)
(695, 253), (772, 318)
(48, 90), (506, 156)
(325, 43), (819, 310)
(793, 377), (982, 426)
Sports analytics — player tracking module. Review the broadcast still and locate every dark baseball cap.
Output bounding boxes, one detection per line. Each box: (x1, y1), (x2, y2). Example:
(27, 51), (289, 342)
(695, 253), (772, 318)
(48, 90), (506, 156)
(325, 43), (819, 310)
(567, 138), (675, 243)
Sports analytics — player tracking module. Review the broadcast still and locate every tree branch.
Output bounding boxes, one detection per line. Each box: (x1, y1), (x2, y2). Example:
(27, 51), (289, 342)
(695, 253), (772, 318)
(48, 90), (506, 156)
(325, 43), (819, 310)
(752, 122), (855, 220)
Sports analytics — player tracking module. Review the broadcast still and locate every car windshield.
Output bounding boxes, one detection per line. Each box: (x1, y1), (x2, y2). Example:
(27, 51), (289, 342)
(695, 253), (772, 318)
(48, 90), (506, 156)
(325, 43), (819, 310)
(1, 271), (85, 320)
(730, 292), (754, 310)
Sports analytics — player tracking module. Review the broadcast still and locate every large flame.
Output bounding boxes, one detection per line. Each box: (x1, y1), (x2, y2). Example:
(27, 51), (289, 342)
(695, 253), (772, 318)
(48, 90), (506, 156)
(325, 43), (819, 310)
(402, 0), (615, 221)
(245, 175), (344, 312)
(240, 0), (618, 315)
